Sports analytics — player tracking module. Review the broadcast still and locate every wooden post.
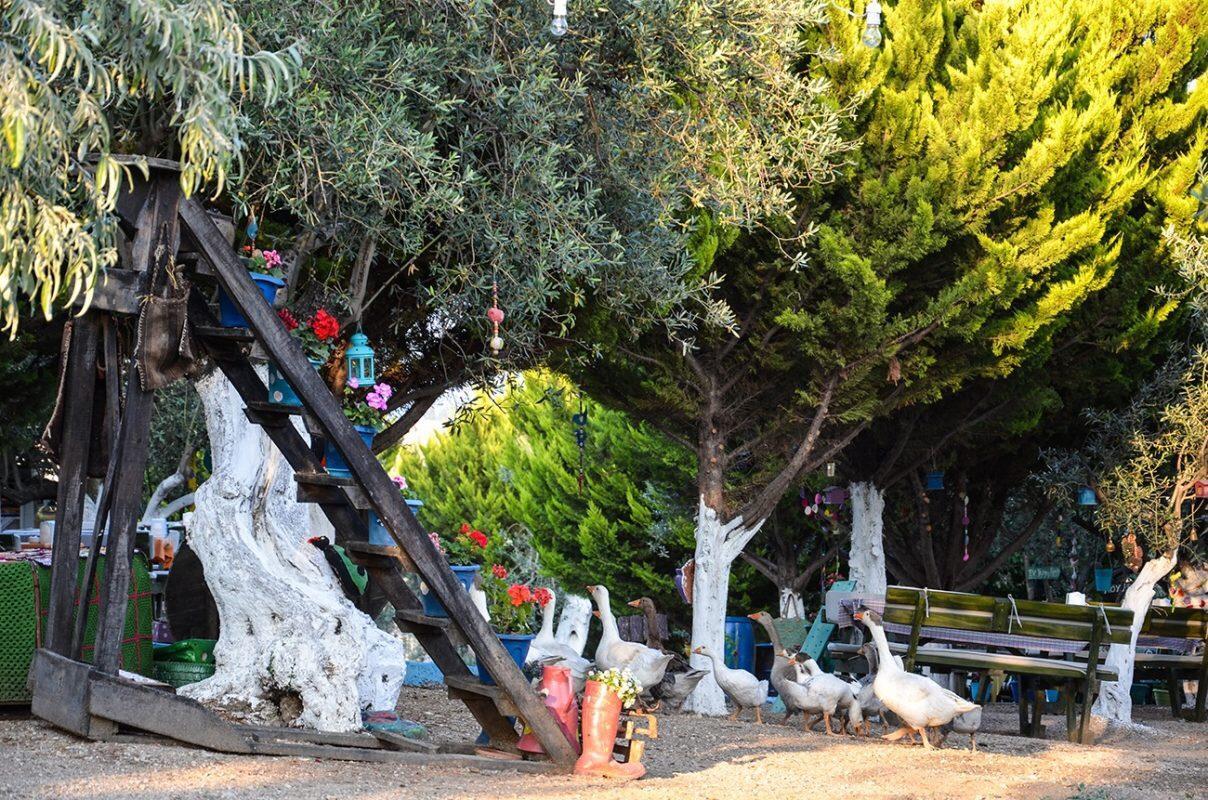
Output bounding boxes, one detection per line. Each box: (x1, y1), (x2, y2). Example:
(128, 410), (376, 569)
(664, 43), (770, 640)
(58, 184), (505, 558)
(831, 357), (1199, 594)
(180, 198), (578, 768)
(94, 173), (180, 674)
(1078, 615), (1104, 743)
(1194, 640), (1208, 722)
(904, 593), (925, 673)
(44, 313), (101, 656)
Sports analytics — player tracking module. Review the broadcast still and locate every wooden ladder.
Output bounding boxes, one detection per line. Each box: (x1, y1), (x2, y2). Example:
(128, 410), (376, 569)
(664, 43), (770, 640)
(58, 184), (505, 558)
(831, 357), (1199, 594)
(177, 198), (577, 768)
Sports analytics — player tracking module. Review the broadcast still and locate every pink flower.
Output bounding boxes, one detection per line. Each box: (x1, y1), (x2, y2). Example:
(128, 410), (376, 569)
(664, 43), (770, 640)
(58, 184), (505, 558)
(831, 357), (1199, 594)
(374, 383), (393, 401)
(349, 377), (360, 389)
(263, 250), (283, 269)
(391, 475), (408, 491)
(366, 392), (387, 411)
(428, 532), (444, 554)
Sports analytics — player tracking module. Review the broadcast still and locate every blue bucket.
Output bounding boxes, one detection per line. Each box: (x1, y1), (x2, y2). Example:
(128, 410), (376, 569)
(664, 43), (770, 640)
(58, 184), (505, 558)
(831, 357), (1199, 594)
(267, 357), (323, 405)
(218, 272), (283, 328)
(724, 616), (756, 673)
(369, 499), (424, 546)
(478, 633), (534, 686)
(420, 564), (480, 618)
(1094, 567), (1113, 593)
(325, 425), (376, 477)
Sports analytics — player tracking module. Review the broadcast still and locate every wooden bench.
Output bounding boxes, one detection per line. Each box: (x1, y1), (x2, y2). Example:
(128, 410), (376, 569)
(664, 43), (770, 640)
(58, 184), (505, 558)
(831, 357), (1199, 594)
(827, 586), (1134, 743)
(1132, 604), (1207, 722)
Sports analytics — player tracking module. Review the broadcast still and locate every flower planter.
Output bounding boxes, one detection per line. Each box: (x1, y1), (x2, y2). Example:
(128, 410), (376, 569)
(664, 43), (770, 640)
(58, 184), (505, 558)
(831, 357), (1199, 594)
(218, 272), (284, 328)
(419, 564), (480, 618)
(368, 499), (424, 547)
(267, 357), (323, 405)
(324, 424), (376, 477)
(478, 632), (534, 686)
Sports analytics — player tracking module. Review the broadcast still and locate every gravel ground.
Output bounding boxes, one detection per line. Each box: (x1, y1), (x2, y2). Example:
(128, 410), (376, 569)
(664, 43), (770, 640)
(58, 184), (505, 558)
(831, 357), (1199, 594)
(3, 690), (1206, 800)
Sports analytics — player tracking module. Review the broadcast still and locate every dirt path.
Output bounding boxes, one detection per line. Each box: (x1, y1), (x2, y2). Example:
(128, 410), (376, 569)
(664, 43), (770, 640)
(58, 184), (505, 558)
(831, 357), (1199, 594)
(4, 693), (1205, 800)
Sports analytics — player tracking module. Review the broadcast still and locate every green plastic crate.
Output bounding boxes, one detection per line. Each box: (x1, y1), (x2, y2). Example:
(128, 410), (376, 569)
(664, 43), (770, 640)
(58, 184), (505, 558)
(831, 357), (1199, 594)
(0, 554), (154, 704)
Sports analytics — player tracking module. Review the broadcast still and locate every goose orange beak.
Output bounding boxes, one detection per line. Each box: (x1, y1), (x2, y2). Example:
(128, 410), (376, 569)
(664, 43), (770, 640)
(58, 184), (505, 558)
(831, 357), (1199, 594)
(585, 585), (597, 593)
(592, 610), (601, 619)
(746, 612), (760, 620)
(626, 599), (641, 608)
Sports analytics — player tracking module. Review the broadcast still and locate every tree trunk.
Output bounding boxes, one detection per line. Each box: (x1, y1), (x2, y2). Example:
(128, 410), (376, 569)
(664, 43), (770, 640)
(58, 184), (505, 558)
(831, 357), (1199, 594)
(682, 497), (764, 715)
(181, 368), (407, 732)
(555, 594), (593, 657)
(1092, 553), (1177, 725)
(779, 587), (805, 618)
(848, 481), (887, 597)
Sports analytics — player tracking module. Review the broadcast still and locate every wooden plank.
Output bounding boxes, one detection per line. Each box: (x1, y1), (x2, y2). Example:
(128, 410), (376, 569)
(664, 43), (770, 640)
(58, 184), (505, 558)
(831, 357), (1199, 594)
(244, 739), (556, 772)
(345, 540), (418, 573)
(182, 202), (576, 766)
(92, 365), (156, 674)
(243, 725), (385, 749)
(396, 608), (450, 630)
(1078, 615), (1104, 743)
(29, 649), (116, 740)
(80, 269), (142, 315)
(192, 325), (254, 343)
(444, 674), (522, 717)
(370, 729), (441, 753)
(294, 472), (373, 510)
(905, 594), (925, 672)
(88, 671), (252, 753)
(45, 313), (101, 656)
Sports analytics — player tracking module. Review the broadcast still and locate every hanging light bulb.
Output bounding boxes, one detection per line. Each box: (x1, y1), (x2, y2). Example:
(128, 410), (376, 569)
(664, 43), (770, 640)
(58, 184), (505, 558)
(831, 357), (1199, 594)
(862, 0), (883, 48)
(825, 461), (837, 478)
(550, 0), (568, 37)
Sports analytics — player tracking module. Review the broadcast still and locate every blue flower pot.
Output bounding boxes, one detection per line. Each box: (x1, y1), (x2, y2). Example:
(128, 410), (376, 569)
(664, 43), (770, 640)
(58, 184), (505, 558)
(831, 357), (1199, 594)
(420, 564), (480, 618)
(369, 499), (424, 547)
(267, 357), (323, 405)
(325, 425), (376, 477)
(478, 633), (535, 686)
(218, 272), (284, 328)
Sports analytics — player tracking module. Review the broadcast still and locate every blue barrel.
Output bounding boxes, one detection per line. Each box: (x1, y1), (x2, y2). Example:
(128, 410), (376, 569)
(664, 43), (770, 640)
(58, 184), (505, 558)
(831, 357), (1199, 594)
(724, 616), (756, 673)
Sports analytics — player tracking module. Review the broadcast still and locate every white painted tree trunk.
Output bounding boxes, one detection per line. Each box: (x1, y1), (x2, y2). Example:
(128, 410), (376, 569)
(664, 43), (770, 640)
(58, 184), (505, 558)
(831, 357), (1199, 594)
(180, 368), (407, 732)
(1092, 552), (1177, 725)
(848, 482), (886, 598)
(779, 588), (805, 618)
(682, 498), (764, 715)
(555, 594), (593, 657)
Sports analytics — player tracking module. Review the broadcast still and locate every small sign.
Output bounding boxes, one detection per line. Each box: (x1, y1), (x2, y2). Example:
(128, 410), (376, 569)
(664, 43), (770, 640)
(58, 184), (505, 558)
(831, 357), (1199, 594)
(1027, 565), (1062, 581)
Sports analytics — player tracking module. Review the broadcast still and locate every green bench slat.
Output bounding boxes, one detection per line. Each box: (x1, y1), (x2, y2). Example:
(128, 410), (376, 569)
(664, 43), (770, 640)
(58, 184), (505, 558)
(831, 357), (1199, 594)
(828, 641), (1120, 683)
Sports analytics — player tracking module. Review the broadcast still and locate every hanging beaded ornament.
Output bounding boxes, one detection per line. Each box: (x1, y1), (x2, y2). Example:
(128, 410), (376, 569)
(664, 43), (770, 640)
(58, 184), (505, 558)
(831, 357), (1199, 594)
(961, 493), (970, 562)
(488, 281), (505, 353)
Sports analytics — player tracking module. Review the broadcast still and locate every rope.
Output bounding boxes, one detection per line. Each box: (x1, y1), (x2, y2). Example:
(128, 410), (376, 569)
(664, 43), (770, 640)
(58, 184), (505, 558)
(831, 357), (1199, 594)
(1006, 594), (1024, 634)
(1097, 604), (1113, 638)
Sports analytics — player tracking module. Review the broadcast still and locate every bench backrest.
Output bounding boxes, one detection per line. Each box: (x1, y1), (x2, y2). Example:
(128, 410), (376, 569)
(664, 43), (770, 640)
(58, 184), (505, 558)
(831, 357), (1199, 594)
(885, 586), (1134, 647)
(1140, 605), (1208, 641)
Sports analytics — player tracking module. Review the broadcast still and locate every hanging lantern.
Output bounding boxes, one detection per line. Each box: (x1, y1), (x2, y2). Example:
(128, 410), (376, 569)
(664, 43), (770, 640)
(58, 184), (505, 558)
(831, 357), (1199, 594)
(345, 330), (376, 385)
(1105, 537), (1115, 553)
(1077, 486), (1098, 506)
(825, 461), (837, 478)
(1194, 480), (1208, 499)
(924, 470), (945, 491)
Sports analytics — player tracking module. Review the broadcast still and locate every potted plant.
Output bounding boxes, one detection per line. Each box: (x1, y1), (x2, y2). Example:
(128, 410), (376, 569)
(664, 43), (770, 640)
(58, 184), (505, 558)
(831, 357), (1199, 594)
(419, 523), (490, 617)
(267, 307), (340, 405)
(476, 571), (549, 685)
(366, 475), (424, 547)
(574, 667), (645, 779)
(218, 246), (286, 327)
(324, 378), (393, 477)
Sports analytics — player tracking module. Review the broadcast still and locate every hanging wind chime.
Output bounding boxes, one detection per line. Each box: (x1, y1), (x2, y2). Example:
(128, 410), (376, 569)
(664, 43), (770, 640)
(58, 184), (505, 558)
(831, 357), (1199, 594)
(961, 493), (970, 562)
(572, 394), (588, 492)
(487, 281), (505, 354)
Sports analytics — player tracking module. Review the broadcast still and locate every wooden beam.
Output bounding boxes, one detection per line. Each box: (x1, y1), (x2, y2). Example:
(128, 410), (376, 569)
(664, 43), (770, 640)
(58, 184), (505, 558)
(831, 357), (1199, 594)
(44, 314), (101, 656)
(180, 199), (578, 767)
(29, 649), (116, 740)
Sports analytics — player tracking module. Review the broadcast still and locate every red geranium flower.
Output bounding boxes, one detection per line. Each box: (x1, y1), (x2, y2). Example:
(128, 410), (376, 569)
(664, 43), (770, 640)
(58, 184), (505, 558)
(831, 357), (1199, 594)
(507, 584), (533, 607)
(491, 564), (508, 580)
(468, 530), (488, 549)
(459, 523), (472, 535)
(310, 308), (340, 341)
(533, 587), (552, 607)
(278, 308), (299, 331)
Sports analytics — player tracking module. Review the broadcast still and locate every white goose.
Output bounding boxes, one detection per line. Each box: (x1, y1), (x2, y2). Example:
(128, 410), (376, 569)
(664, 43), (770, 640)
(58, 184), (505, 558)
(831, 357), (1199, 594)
(525, 590), (591, 692)
(692, 645), (769, 723)
(789, 656), (861, 735)
(587, 584), (674, 691)
(854, 607), (979, 748)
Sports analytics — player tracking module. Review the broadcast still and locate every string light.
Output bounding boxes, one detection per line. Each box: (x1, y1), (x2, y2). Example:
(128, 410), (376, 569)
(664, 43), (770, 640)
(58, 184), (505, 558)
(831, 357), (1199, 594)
(862, 1), (883, 48)
(550, 0), (568, 37)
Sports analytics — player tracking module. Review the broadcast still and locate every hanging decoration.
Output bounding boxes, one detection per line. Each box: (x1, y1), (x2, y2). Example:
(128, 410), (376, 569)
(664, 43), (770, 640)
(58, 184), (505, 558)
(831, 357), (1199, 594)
(1077, 485), (1098, 506)
(345, 330), (376, 385)
(825, 461), (837, 478)
(1122, 531), (1143, 572)
(245, 211), (259, 244)
(961, 493), (970, 562)
(861, 0), (883, 48)
(572, 394), (588, 492)
(1194, 480), (1208, 499)
(549, 0), (568, 37)
(1105, 537), (1115, 554)
(924, 470), (945, 491)
(487, 281), (505, 353)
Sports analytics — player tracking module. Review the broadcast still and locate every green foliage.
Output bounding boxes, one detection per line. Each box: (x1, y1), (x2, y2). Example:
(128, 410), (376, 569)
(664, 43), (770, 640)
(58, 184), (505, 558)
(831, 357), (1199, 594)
(387, 372), (698, 612)
(0, 0), (298, 335)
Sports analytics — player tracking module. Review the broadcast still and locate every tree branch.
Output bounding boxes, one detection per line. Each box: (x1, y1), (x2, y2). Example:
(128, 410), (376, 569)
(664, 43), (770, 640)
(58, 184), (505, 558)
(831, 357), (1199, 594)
(955, 497), (1055, 591)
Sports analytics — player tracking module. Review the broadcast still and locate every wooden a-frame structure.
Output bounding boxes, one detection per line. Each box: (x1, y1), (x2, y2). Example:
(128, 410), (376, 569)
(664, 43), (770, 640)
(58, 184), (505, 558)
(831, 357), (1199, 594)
(28, 158), (578, 770)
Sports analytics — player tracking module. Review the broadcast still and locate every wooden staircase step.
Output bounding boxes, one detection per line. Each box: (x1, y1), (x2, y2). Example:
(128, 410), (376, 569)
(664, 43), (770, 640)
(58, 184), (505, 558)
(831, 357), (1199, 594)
(294, 472), (372, 509)
(443, 674), (522, 717)
(244, 401), (305, 428)
(395, 608), (449, 632)
(344, 540), (417, 572)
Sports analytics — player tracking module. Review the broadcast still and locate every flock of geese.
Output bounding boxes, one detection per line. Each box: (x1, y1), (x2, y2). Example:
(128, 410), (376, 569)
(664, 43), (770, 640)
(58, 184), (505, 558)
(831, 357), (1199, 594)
(521, 586), (981, 750)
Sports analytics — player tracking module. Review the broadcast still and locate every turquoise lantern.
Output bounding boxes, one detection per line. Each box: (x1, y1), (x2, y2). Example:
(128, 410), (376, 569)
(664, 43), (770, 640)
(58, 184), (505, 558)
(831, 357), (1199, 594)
(924, 470), (945, 491)
(1077, 486), (1098, 506)
(346, 330), (376, 385)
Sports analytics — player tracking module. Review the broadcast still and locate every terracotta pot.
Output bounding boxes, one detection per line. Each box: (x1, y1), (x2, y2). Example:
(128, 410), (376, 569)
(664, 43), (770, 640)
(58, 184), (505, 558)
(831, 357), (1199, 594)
(573, 680), (644, 779)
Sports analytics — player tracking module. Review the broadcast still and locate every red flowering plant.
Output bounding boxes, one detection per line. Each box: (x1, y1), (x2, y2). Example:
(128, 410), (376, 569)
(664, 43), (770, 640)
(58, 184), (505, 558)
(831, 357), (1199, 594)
(430, 522), (490, 566)
(278, 307), (341, 363)
(482, 574), (551, 635)
(240, 245), (286, 279)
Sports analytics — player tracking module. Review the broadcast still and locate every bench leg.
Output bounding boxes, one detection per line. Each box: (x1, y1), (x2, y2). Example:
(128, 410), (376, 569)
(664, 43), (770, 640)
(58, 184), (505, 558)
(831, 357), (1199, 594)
(1017, 675), (1030, 735)
(1166, 670), (1182, 719)
(1030, 689), (1046, 738)
(1196, 673), (1207, 723)
(1078, 675), (1095, 743)
(1064, 681), (1078, 743)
